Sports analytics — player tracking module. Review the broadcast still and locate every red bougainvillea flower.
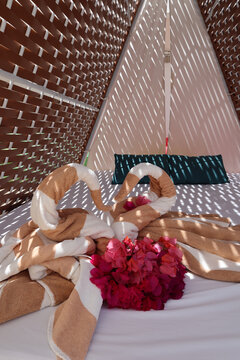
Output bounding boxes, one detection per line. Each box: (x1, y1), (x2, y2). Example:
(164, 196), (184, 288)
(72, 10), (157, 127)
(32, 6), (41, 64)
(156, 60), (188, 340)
(123, 201), (136, 211)
(123, 196), (151, 211)
(103, 238), (127, 268)
(90, 236), (186, 311)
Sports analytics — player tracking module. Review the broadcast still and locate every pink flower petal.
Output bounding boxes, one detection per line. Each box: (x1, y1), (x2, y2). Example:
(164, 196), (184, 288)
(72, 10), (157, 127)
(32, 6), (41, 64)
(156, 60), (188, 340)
(135, 196), (151, 207)
(91, 235), (185, 310)
(123, 201), (136, 211)
(159, 263), (177, 277)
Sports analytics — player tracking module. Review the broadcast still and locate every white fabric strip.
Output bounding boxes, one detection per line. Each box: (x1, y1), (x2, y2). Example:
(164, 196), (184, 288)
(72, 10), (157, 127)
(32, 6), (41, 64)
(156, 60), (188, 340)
(111, 221), (139, 241)
(180, 243), (240, 272)
(53, 237), (91, 258)
(0, 231), (21, 262)
(76, 258), (103, 319)
(69, 262), (81, 285)
(81, 214), (114, 239)
(28, 265), (48, 280)
(142, 190), (159, 202)
(70, 163), (100, 191)
(37, 280), (55, 307)
(164, 0), (171, 148)
(129, 163), (163, 179)
(39, 290), (52, 310)
(0, 251), (19, 281)
(31, 190), (59, 231)
(100, 211), (114, 226)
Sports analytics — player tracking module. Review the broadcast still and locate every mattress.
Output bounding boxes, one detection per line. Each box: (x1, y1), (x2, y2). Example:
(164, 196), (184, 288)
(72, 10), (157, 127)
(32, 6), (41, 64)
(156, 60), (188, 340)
(0, 171), (240, 360)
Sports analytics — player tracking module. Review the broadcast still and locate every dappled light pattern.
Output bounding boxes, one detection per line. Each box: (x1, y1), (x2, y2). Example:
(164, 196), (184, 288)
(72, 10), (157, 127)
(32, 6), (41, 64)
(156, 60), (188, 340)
(88, 0), (240, 173)
(0, 0), (140, 214)
(197, 0), (240, 121)
(1, 170), (240, 359)
(0, 171), (239, 239)
(174, 172), (240, 224)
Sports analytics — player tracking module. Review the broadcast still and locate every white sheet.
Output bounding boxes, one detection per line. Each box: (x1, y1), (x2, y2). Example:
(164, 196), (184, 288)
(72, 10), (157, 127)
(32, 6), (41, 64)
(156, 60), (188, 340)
(0, 171), (240, 360)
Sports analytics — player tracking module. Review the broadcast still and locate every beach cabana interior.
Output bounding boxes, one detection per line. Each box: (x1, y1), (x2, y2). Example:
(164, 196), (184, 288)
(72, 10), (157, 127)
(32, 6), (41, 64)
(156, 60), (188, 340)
(0, 1), (240, 359)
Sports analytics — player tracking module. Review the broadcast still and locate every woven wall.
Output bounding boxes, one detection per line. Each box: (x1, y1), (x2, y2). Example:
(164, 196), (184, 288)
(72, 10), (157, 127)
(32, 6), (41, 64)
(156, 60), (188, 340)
(0, 0), (139, 214)
(197, 0), (239, 120)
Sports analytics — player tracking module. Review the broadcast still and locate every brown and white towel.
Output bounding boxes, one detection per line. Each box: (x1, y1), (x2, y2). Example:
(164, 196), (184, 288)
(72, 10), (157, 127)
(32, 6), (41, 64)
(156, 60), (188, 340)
(0, 163), (113, 360)
(112, 163), (176, 240)
(0, 162), (240, 360)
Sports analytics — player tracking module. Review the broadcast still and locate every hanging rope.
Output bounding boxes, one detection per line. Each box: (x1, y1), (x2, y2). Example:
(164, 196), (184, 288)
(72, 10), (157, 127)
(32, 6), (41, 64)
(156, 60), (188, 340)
(164, 0), (171, 154)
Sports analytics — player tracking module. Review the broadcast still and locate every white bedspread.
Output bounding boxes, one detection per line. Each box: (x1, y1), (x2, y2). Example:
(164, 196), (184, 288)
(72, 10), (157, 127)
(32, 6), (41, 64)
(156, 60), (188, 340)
(0, 274), (239, 360)
(0, 171), (240, 360)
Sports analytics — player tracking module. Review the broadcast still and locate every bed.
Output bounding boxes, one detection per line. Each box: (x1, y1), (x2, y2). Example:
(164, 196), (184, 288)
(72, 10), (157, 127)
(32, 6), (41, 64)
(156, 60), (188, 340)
(0, 170), (240, 360)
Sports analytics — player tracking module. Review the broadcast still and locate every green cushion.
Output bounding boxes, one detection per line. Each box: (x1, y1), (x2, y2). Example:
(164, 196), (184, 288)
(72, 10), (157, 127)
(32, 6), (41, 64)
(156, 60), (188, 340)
(112, 154), (171, 184)
(168, 154), (229, 185)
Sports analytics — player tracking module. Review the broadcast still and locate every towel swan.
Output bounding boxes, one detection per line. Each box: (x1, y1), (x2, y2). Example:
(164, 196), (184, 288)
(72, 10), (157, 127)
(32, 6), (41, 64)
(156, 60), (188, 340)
(111, 162), (176, 241)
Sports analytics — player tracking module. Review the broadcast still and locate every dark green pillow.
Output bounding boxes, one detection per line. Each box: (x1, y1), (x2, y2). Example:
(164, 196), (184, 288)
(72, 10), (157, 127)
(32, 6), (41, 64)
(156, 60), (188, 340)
(112, 154), (171, 184)
(168, 154), (229, 185)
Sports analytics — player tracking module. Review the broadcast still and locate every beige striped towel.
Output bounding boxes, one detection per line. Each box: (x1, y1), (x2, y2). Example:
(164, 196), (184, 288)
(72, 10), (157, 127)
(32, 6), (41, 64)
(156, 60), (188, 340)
(1, 163), (240, 360)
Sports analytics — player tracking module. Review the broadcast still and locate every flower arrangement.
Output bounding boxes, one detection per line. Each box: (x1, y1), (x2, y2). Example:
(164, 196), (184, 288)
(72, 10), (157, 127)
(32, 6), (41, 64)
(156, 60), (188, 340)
(90, 236), (186, 311)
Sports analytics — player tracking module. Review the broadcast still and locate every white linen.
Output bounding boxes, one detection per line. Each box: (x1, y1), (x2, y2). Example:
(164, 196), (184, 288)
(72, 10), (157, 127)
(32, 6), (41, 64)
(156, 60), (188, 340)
(0, 171), (240, 360)
(0, 273), (239, 360)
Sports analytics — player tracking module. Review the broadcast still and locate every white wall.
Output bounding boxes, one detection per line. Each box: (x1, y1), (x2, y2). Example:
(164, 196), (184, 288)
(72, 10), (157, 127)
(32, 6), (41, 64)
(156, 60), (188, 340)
(87, 0), (240, 173)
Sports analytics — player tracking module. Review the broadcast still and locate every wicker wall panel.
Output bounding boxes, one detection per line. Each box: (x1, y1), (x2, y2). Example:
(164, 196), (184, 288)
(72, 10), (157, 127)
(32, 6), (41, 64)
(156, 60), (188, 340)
(197, 0), (240, 120)
(0, 0), (138, 108)
(0, 0), (140, 213)
(0, 79), (98, 214)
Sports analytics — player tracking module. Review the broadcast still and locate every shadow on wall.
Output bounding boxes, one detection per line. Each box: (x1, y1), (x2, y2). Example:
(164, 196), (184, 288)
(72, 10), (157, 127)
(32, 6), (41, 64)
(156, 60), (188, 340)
(88, 0), (240, 173)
